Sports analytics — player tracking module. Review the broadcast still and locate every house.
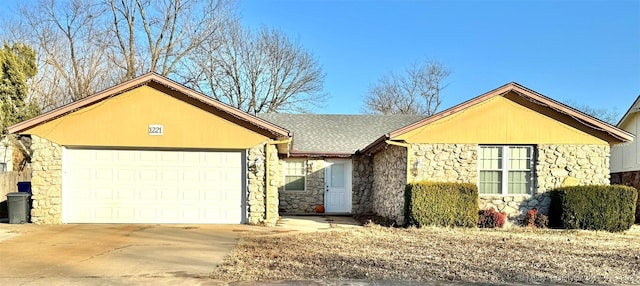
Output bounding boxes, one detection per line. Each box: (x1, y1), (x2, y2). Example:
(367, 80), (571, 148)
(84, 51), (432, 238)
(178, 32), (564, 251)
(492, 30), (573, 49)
(8, 73), (632, 225)
(611, 96), (640, 189)
(610, 95), (640, 186)
(610, 95), (640, 222)
(257, 114), (424, 214)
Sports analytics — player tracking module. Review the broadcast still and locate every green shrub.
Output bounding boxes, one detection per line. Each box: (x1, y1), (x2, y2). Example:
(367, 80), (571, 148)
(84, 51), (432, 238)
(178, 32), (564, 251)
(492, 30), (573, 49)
(404, 181), (478, 228)
(549, 185), (638, 232)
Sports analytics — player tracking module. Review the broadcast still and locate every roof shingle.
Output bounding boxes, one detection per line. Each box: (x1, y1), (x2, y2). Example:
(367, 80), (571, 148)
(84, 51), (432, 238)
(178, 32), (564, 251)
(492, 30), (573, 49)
(257, 114), (424, 154)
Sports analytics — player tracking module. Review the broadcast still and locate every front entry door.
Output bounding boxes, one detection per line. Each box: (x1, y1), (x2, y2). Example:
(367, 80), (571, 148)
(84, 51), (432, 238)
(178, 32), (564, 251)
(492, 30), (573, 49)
(324, 159), (352, 213)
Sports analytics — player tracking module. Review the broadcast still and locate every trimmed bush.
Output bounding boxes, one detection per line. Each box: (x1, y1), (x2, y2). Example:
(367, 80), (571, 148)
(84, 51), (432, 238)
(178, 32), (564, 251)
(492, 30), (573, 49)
(478, 208), (506, 228)
(404, 181), (478, 227)
(549, 185), (638, 232)
(523, 208), (548, 228)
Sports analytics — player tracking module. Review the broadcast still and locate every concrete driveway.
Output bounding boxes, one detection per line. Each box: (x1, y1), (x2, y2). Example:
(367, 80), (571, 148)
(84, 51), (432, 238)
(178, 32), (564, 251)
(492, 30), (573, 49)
(0, 216), (363, 285)
(0, 223), (261, 285)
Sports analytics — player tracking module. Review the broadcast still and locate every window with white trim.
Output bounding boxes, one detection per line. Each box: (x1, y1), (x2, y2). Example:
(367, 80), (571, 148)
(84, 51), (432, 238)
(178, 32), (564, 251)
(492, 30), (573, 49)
(478, 145), (534, 195)
(284, 160), (306, 191)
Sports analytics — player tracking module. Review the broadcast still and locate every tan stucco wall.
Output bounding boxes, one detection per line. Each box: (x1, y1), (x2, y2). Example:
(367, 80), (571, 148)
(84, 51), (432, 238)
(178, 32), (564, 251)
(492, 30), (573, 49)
(396, 96), (608, 145)
(25, 86), (269, 149)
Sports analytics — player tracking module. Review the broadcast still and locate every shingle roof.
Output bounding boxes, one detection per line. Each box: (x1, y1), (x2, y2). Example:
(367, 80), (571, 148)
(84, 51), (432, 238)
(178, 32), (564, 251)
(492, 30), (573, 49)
(257, 114), (424, 155)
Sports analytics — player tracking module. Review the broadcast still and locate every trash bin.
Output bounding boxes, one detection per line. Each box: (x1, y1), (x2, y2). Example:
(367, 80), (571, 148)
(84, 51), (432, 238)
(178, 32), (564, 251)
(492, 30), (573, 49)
(7, 192), (30, 224)
(17, 182), (32, 195)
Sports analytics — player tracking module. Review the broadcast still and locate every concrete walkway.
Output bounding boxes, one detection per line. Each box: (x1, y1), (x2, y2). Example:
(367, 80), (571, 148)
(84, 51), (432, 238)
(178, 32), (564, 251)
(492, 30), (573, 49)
(275, 215), (362, 233)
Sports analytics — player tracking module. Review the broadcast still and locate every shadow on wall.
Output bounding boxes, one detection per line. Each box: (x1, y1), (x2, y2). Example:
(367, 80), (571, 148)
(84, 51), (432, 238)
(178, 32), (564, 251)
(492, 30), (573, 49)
(610, 172), (640, 224)
(479, 193), (552, 224)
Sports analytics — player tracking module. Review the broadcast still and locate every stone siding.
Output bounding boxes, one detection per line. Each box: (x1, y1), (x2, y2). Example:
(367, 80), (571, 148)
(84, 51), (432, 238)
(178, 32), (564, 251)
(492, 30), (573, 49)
(408, 144), (477, 183)
(372, 145), (407, 224)
(247, 143), (280, 226)
(247, 144), (265, 224)
(264, 144), (280, 225)
(480, 144), (610, 221)
(29, 136), (62, 224)
(352, 155), (373, 214)
(278, 159), (325, 213)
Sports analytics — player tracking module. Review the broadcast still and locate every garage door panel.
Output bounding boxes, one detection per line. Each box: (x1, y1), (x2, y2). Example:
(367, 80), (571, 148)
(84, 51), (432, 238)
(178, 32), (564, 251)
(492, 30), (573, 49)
(139, 187), (158, 200)
(63, 149), (244, 224)
(139, 169), (158, 181)
(115, 189), (134, 200)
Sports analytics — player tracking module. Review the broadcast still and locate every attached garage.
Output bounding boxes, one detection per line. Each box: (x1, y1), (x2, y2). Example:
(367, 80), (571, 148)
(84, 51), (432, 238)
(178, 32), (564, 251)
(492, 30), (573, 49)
(63, 148), (245, 224)
(8, 73), (290, 225)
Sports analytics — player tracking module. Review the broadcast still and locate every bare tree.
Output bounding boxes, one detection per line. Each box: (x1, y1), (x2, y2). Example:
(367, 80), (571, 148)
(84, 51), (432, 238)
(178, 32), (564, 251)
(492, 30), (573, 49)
(185, 22), (327, 114)
(363, 59), (451, 115)
(564, 100), (620, 125)
(105, 0), (232, 80)
(5, 0), (234, 110)
(19, 0), (112, 104)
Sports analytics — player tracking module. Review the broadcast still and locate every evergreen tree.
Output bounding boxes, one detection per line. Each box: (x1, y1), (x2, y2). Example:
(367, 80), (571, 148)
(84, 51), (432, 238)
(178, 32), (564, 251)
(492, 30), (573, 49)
(0, 42), (39, 134)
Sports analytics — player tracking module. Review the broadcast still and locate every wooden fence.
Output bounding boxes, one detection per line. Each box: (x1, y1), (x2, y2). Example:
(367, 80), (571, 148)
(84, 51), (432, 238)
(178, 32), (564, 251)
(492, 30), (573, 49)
(0, 170), (32, 218)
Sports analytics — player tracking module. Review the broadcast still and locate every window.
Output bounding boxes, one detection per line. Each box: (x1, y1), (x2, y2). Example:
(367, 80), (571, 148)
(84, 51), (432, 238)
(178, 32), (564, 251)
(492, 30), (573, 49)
(0, 162), (5, 173)
(478, 145), (534, 195)
(284, 161), (306, 191)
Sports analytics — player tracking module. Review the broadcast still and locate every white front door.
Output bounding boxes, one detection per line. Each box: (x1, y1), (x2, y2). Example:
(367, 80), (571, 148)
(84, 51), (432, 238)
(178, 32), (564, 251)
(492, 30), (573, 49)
(324, 159), (352, 213)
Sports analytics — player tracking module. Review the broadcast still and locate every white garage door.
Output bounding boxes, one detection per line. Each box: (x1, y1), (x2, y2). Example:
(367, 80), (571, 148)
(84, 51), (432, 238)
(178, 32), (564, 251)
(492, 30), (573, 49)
(62, 149), (244, 224)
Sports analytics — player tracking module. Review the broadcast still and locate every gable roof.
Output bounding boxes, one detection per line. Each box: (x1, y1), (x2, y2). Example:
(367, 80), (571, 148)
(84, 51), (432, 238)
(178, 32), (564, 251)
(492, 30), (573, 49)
(360, 82), (634, 154)
(257, 114), (424, 156)
(616, 95), (640, 128)
(8, 73), (290, 139)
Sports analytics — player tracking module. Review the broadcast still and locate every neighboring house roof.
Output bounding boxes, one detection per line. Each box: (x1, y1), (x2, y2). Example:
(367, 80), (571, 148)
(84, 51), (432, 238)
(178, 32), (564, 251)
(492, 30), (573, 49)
(257, 114), (424, 156)
(360, 82), (634, 154)
(8, 73), (291, 139)
(616, 95), (640, 127)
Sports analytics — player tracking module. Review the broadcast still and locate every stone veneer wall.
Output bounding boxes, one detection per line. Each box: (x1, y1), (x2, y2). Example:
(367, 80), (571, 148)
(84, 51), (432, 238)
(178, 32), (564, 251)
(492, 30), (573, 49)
(30, 135), (63, 224)
(352, 155), (373, 214)
(247, 143), (280, 226)
(264, 144), (280, 225)
(408, 144), (477, 183)
(278, 156), (374, 215)
(371, 143), (611, 225)
(372, 145), (407, 224)
(247, 144), (265, 224)
(479, 144), (610, 221)
(278, 159), (325, 213)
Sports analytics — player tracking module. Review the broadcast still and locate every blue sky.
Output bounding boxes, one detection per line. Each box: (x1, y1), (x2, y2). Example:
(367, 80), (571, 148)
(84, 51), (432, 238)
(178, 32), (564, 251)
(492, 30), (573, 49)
(238, 0), (640, 117)
(0, 0), (638, 118)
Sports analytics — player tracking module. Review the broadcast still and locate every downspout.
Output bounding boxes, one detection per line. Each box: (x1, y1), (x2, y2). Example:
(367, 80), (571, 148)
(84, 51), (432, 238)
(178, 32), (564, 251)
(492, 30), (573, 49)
(264, 137), (292, 224)
(385, 140), (412, 183)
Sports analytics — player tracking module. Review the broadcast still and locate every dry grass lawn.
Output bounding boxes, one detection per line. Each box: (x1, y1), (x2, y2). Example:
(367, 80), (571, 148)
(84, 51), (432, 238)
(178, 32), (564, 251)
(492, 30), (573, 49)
(211, 224), (640, 284)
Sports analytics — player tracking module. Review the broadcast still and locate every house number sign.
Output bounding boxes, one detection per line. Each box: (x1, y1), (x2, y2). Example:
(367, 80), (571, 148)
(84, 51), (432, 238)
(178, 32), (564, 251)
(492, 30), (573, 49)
(148, 124), (164, 136)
